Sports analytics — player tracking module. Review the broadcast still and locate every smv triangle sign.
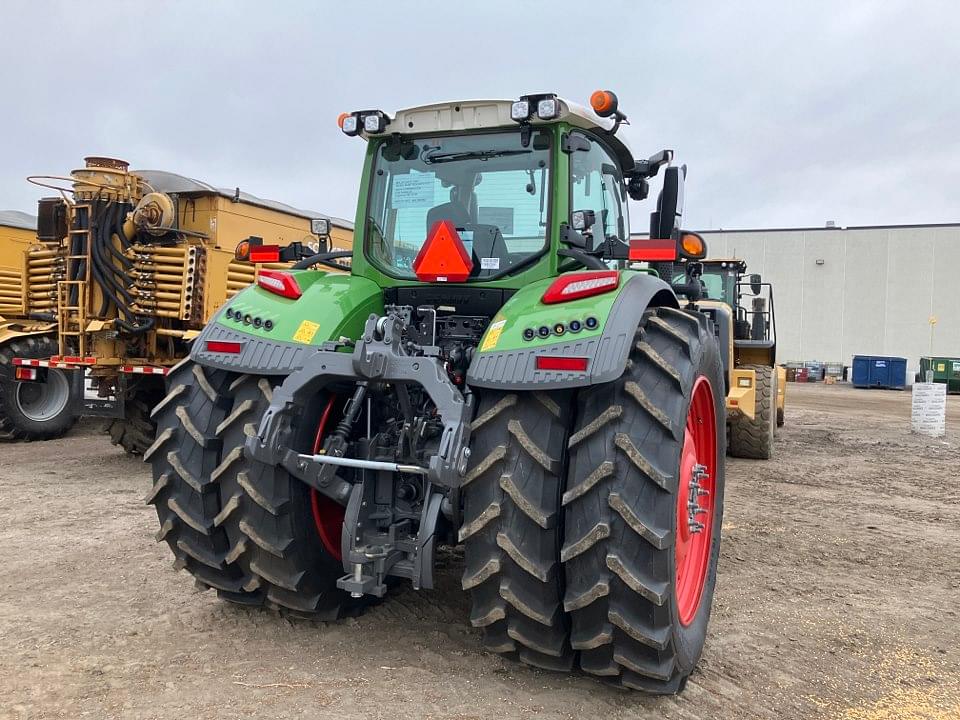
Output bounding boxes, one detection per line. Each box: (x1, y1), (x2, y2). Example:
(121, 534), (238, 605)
(412, 220), (474, 283)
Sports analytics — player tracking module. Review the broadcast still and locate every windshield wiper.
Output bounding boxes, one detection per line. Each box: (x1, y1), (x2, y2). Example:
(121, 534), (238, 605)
(421, 149), (532, 164)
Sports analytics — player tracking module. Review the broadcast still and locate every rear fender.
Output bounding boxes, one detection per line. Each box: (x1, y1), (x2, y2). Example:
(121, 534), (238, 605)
(467, 271), (679, 390)
(191, 271), (384, 375)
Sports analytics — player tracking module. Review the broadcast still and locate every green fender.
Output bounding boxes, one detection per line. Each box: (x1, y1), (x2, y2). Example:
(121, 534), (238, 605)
(467, 270), (679, 390)
(190, 271), (384, 375)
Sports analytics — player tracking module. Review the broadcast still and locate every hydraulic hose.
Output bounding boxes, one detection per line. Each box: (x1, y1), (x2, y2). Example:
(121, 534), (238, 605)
(292, 250), (353, 271)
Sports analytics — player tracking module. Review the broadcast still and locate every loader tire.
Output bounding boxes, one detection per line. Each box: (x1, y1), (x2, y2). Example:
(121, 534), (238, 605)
(144, 361), (263, 605)
(237, 391), (364, 619)
(728, 364), (775, 459)
(108, 381), (165, 455)
(461, 391), (574, 672)
(0, 335), (76, 441)
(563, 307), (726, 693)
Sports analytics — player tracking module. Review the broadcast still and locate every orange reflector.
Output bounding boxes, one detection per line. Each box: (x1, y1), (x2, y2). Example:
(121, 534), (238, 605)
(235, 240), (251, 261)
(629, 238), (677, 262)
(536, 356), (589, 372)
(590, 90), (618, 117)
(680, 233), (706, 259)
(412, 220), (474, 282)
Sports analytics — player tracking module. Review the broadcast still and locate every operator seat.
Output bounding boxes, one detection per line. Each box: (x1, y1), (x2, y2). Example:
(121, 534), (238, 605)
(427, 187), (475, 232)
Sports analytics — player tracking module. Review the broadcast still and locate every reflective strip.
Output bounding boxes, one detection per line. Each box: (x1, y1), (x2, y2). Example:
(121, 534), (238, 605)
(119, 366), (169, 375)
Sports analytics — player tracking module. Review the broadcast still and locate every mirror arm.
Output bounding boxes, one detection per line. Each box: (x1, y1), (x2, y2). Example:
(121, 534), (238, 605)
(558, 247), (608, 270)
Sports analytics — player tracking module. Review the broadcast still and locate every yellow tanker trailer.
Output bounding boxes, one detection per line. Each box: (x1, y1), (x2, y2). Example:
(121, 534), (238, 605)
(11, 157), (352, 452)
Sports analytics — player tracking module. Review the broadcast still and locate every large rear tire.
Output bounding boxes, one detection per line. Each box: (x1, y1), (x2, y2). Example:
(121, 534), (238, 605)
(563, 307), (726, 693)
(146, 363), (358, 618)
(144, 361), (262, 602)
(235, 391), (364, 619)
(461, 391), (574, 671)
(0, 335), (76, 441)
(728, 363), (775, 459)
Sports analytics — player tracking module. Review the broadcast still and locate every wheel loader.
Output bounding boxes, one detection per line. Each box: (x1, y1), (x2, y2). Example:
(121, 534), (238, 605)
(145, 91), (728, 693)
(11, 157), (352, 452)
(666, 258), (784, 458)
(0, 210), (79, 440)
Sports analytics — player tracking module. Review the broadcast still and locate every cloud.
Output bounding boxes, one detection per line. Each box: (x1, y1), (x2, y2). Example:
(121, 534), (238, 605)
(1, 0), (957, 230)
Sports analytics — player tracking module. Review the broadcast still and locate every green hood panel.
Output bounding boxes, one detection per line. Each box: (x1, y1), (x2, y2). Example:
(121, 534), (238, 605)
(216, 271), (384, 346)
(476, 271), (635, 355)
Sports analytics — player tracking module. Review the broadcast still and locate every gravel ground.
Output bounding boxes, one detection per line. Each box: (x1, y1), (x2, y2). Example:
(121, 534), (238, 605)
(1, 382), (958, 720)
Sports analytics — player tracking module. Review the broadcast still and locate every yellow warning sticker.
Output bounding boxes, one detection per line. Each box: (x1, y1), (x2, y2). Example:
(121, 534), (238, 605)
(480, 320), (506, 352)
(293, 319), (321, 344)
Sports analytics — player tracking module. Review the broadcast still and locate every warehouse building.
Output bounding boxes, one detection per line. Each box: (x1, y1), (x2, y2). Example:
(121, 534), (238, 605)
(683, 223), (960, 378)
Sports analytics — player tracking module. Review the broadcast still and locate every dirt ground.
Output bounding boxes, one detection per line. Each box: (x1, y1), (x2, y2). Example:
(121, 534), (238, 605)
(1, 382), (959, 720)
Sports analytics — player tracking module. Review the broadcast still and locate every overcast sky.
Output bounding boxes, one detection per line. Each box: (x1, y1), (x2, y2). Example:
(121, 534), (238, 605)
(1, 1), (958, 231)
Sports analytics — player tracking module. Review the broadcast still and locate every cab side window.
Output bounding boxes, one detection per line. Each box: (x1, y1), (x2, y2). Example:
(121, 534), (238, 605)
(570, 133), (629, 242)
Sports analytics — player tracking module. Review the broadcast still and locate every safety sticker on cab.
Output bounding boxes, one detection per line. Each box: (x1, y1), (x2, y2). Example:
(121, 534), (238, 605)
(480, 319), (506, 352)
(293, 319), (320, 344)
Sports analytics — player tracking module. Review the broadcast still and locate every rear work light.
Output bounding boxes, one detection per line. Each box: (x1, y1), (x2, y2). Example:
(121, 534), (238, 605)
(542, 270), (619, 304)
(205, 341), (243, 354)
(257, 269), (302, 299)
(536, 356), (589, 372)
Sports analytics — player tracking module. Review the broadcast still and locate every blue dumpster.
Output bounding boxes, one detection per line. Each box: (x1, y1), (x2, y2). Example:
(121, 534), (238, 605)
(851, 355), (907, 390)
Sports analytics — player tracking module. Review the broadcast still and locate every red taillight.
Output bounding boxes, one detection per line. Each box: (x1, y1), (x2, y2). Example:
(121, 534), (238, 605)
(15, 366), (38, 381)
(629, 238), (677, 262)
(412, 220), (474, 283)
(205, 341), (243, 354)
(249, 245), (281, 263)
(257, 269), (302, 299)
(536, 356), (589, 372)
(542, 270), (619, 304)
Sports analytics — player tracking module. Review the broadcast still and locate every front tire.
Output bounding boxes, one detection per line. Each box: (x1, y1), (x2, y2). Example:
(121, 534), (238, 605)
(563, 307), (726, 693)
(728, 364), (776, 459)
(108, 380), (165, 455)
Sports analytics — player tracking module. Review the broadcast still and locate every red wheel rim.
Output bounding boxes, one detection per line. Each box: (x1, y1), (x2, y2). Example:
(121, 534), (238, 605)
(310, 396), (345, 561)
(675, 375), (717, 627)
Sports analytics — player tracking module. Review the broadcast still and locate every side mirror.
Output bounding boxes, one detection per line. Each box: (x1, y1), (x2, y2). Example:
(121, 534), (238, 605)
(649, 165), (685, 240)
(750, 273), (762, 295)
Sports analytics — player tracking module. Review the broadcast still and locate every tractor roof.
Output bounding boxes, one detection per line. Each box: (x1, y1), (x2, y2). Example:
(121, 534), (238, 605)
(354, 97), (636, 166)
(0, 209), (36, 231)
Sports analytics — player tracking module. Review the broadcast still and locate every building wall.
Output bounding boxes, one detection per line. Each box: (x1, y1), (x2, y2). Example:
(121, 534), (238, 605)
(695, 225), (960, 374)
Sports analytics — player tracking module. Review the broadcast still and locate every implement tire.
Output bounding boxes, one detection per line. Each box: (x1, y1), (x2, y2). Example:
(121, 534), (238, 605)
(461, 391), (574, 672)
(728, 364), (775, 459)
(0, 335), (76, 441)
(144, 361), (263, 604)
(563, 307), (725, 693)
(108, 381), (165, 455)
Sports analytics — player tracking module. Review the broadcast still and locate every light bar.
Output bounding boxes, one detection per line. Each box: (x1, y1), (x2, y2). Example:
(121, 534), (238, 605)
(536, 356), (589, 372)
(542, 270), (619, 304)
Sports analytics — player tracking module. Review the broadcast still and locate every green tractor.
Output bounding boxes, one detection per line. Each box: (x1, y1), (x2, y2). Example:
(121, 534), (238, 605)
(145, 91), (727, 693)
